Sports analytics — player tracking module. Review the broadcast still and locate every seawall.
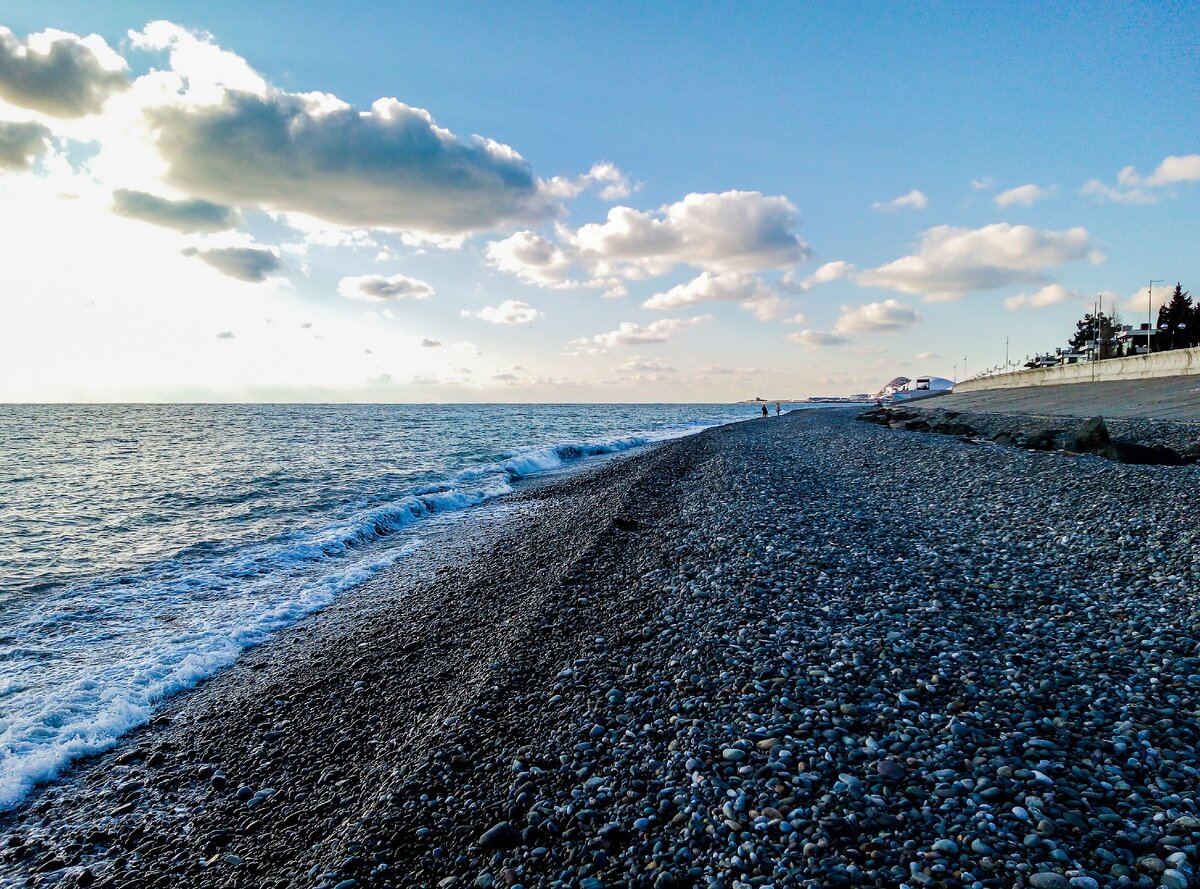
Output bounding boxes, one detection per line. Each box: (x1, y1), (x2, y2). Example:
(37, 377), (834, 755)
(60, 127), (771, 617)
(918, 375), (1200, 421)
(955, 345), (1200, 392)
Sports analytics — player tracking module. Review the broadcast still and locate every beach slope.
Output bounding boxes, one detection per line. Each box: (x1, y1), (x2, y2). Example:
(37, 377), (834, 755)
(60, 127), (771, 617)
(4, 409), (1200, 889)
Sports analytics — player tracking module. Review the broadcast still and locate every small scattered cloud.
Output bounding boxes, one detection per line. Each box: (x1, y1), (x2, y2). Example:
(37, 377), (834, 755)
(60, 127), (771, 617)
(833, 299), (920, 334)
(1082, 155), (1200, 204)
(994, 183), (1052, 208)
(643, 271), (787, 320)
(873, 189), (928, 212)
(1122, 282), (1180, 315)
(970, 177), (995, 191)
(182, 246), (282, 282)
(337, 272), (434, 301)
(915, 350), (940, 360)
(787, 330), (849, 348)
(0, 26), (129, 117)
(0, 120), (50, 170)
(615, 356), (674, 374)
(462, 299), (542, 325)
(112, 189), (238, 232)
(484, 230), (578, 287)
(1003, 282), (1078, 310)
(858, 223), (1102, 301)
(782, 260), (855, 292)
(420, 337), (442, 347)
(215, 330), (235, 339)
(540, 161), (640, 201)
(577, 314), (712, 348)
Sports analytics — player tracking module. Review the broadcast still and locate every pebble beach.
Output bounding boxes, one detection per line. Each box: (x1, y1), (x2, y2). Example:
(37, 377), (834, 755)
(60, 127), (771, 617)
(5, 407), (1200, 889)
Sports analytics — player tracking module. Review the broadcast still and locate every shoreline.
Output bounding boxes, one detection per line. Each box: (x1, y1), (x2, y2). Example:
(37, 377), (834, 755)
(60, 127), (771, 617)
(5, 409), (1200, 889)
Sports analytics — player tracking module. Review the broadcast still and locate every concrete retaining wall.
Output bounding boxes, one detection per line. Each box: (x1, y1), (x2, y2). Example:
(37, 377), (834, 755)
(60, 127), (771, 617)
(956, 346), (1200, 392)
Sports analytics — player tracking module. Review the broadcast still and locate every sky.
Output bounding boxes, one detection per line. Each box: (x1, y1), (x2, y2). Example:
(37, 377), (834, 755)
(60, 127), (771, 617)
(0, 2), (1197, 402)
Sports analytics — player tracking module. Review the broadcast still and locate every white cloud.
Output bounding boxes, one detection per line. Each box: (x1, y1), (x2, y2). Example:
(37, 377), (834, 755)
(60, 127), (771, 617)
(215, 330), (235, 339)
(783, 260), (855, 291)
(833, 299), (920, 334)
(994, 183), (1051, 207)
(872, 189), (927, 211)
(782, 312), (808, 325)
(484, 230), (577, 287)
(577, 314), (712, 348)
(858, 223), (1102, 301)
(0, 120), (50, 170)
(463, 299), (542, 325)
(1003, 282), (1077, 310)
(1122, 282), (1181, 315)
(485, 190), (810, 289)
(1082, 155), (1200, 204)
(1147, 154), (1200, 185)
(915, 351), (940, 360)
(970, 177), (995, 191)
(571, 190), (811, 276)
(787, 330), (849, 348)
(112, 188), (237, 232)
(540, 161), (639, 201)
(643, 271), (787, 320)
(106, 24), (553, 236)
(181, 245), (281, 282)
(0, 26), (128, 117)
(420, 337), (442, 347)
(337, 273), (434, 301)
(615, 357), (674, 374)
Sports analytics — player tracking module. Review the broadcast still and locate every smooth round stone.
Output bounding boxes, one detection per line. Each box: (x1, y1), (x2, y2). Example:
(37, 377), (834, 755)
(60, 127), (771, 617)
(1029, 874), (1070, 889)
(721, 749), (747, 763)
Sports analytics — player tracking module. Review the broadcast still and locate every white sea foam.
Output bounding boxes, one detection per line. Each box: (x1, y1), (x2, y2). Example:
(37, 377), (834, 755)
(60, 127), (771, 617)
(0, 414), (732, 811)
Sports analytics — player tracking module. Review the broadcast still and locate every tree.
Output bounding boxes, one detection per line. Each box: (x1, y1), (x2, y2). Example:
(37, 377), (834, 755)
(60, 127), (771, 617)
(1068, 311), (1119, 355)
(1156, 283), (1193, 350)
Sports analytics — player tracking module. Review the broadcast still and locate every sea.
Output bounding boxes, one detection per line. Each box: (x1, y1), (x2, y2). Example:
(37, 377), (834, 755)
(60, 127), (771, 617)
(0, 402), (770, 811)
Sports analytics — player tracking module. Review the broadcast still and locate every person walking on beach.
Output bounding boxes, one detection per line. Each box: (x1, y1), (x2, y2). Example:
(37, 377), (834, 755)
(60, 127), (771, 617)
(761, 404), (769, 416)
(775, 402), (781, 416)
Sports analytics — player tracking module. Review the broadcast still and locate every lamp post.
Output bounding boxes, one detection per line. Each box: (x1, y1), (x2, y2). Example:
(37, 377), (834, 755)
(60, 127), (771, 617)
(1149, 279), (1163, 354)
(1161, 323), (1171, 351)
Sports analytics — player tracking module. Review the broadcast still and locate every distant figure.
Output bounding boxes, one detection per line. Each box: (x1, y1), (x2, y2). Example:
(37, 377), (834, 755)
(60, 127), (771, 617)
(775, 402), (781, 416)
(761, 404), (769, 417)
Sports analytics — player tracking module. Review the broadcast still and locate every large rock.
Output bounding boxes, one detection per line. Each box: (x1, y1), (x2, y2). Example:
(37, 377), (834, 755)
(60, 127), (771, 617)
(1097, 441), (1187, 466)
(1066, 416), (1110, 453)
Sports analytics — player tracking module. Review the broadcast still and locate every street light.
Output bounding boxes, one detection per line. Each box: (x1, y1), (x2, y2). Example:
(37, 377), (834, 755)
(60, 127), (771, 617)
(1149, 279), (1163, 354)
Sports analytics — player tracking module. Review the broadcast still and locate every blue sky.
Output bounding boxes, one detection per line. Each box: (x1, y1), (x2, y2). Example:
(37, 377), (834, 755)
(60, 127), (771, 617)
(0, 2), (1196, 401)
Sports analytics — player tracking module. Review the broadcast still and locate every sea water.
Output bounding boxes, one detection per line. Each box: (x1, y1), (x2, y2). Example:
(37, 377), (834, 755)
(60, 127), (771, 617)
(0, 402), (760, 810)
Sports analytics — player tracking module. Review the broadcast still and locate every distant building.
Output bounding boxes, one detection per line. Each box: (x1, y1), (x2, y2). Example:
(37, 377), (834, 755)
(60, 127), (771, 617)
(1114, 323), (1157, 356)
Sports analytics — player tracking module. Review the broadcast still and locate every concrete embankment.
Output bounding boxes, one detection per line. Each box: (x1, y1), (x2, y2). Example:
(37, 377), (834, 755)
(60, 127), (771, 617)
(955, 345), (1200, 393)
(919, 375), (1200, 421)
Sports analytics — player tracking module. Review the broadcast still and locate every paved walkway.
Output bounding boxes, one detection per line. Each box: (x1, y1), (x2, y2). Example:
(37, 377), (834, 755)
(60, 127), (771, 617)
(923, 375), (1200, 421)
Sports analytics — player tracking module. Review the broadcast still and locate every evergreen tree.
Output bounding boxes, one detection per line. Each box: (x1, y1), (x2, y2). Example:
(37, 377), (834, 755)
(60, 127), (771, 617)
(1068, 311), (1119, 354)
(1156, 283), (1193, 350)
(1068, 313), (1097, 352)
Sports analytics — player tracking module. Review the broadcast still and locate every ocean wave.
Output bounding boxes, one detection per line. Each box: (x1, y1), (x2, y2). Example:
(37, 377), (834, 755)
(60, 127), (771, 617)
(0, 414), (730, 812)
